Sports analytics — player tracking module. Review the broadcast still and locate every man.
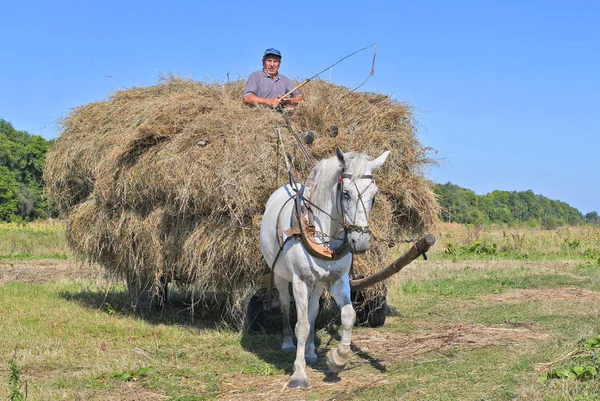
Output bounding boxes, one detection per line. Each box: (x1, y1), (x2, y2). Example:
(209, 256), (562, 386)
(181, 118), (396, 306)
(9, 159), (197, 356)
(243, 48), (303, 108)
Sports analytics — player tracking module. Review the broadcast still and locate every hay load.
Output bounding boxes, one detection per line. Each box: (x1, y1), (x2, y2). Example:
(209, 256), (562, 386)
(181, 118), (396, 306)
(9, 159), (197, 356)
(45, 76), (439, 322)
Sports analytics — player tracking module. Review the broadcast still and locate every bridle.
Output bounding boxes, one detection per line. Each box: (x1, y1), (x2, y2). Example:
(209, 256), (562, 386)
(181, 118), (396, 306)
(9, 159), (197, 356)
(297, 171), (375, 246)
(337, 172), (375, 236)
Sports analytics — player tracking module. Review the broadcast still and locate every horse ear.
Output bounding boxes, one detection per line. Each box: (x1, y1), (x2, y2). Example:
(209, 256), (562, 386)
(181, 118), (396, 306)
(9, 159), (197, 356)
(335, 147), (346, 167)
(370, 150), (391, 171)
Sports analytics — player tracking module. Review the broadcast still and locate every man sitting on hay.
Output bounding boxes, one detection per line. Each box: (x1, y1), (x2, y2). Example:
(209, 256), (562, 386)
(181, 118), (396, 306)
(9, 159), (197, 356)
(243, 48), (303, 108)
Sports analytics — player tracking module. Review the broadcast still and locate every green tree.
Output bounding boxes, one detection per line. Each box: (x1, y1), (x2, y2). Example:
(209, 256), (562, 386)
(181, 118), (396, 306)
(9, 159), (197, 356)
(585, 211), (599, 225)
(0, 166), (18, 220)
(0, 119), (53, 221)
(433, 182), (584, 227)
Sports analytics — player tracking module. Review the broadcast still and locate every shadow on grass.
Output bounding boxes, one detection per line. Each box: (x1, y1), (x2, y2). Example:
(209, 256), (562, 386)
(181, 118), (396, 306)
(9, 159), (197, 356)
(240, 303), (388, 379)
(60, 285), (390, 377)
(58, 286), (226, 329)
(386, 303), (402, 317)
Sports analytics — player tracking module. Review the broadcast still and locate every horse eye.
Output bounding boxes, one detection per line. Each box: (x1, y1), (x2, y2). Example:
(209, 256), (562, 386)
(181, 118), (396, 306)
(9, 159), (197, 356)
(343, 190), (350, 199)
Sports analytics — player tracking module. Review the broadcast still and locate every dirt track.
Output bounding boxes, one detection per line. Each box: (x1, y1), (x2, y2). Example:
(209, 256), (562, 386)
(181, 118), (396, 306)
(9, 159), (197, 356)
(0, 259), (106, 285)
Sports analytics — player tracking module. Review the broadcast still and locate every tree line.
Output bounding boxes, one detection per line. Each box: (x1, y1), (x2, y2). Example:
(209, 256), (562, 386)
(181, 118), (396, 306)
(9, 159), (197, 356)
(0, 118), (599, 225)
(0, 119), (56, 221)
(434, 182), (599, 227)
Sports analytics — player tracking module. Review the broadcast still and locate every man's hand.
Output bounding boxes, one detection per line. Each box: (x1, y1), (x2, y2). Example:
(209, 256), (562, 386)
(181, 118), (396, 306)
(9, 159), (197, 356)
(243, 93), (302, 108)
(281, 95), (303, 105)
(266, 97), (282, 108)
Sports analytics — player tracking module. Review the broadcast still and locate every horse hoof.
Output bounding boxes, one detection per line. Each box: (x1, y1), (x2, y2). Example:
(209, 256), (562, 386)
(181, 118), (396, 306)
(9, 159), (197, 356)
(305, 355), (318, 365)
(327, 350), (346, 374)
(281, 344), (296, 353)
(288, 375), (309, 389)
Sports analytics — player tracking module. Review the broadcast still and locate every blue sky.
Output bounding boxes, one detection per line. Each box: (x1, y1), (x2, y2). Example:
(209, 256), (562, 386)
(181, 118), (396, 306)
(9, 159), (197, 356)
(1, 1), (598, 213)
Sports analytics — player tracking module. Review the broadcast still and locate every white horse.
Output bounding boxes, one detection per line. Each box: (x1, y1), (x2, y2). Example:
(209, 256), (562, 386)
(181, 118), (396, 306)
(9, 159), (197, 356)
(260, 147), (390, 388)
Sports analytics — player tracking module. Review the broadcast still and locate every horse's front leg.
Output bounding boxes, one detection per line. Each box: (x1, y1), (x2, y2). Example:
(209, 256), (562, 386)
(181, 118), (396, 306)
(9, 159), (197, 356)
(327, 276), (356, 373)
(289, 274), (312, 388)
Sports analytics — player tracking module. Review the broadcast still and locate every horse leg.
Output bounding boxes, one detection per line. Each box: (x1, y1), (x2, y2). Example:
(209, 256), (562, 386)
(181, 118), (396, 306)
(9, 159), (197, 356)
(305, 284), (324, 365)
(275, 274), (295, 352)
(327, 277), (356, 373)
(289, 274), (311, 388)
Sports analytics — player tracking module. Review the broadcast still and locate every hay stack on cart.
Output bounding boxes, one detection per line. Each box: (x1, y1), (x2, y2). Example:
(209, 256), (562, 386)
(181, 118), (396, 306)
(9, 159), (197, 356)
(44, 76), (439, 325)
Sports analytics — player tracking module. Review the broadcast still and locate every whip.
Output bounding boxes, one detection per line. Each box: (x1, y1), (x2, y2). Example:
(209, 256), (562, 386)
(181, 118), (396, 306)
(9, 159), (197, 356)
(278, 43), (377, 99)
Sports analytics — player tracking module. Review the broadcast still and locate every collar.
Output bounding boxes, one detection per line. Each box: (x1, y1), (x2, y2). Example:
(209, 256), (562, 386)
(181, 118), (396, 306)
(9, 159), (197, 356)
(262, 70), (280, 81)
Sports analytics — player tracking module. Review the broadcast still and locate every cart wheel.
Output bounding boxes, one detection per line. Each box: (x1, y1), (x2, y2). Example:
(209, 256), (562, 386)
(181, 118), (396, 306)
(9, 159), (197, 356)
(245, 291), (268, 332)
(351, 289), (387, 327)
(126, 277), (156, 311)
(246, 288), (281, 332)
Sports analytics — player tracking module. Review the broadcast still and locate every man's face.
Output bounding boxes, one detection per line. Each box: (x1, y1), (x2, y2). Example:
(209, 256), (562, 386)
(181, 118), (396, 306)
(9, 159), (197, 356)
(263, 56), (281, 76)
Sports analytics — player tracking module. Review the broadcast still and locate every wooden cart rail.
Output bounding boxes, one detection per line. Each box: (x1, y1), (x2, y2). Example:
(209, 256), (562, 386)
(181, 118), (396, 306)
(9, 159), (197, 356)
(350, 234), (436, 290)
(259, 234), (435, 291)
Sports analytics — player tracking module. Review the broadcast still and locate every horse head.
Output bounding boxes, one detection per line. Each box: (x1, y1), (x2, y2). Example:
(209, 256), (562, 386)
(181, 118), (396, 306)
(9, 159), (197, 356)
(335, 147), (390, 254)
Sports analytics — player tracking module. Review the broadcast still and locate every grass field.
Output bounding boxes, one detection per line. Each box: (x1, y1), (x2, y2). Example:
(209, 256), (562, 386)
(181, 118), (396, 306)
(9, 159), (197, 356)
(1, 222), (599, 400)
(0, 221), (68, 261)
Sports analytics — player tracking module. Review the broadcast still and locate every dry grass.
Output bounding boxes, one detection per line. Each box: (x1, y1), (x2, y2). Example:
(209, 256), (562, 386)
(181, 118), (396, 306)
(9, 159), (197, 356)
(0, 259), (97, 285)
(212, 323), (550, 400)
(44, 77), (439, 322)
(352, 323), (550, 361)
(430, 223), (600, 259)
(399, 259), (589, 283)
(0, 221), (68, 260)
(2, 237), (600, 399)
(487, 287), (600, 304)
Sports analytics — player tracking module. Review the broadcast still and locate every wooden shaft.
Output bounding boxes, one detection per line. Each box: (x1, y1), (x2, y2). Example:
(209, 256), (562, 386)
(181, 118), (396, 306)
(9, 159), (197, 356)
(278, 79), (310, 99)
(350, 234), (435, 291)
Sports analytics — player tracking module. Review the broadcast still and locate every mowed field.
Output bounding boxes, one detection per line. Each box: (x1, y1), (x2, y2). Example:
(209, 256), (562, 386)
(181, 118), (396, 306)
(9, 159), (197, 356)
(1, 222), (600, 400)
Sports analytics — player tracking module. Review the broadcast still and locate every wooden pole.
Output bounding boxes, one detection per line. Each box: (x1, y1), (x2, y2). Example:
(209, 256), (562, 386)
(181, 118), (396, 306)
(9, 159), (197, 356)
(350, 234), (435, 291)
(278, 79), (311, 100)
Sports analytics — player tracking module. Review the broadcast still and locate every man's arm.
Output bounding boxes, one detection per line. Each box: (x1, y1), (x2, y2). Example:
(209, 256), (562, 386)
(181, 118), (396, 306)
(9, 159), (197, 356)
(243, 93), (282, 108)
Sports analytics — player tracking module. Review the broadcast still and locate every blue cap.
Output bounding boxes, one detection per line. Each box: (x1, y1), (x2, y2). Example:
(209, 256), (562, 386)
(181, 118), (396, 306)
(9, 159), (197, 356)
(263, 48), (282, 58)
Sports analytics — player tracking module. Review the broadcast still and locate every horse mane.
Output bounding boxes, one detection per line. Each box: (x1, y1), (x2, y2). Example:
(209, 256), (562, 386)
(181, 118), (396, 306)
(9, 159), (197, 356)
(308, 152), (372, 209)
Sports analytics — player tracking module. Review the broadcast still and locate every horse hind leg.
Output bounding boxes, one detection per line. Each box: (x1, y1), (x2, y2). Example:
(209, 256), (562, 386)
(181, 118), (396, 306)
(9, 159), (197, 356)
(327, 278), (356, 373)
(289, 274), (311, 389)
(305, 284), (325, 365)
(275, 274), (295, 352)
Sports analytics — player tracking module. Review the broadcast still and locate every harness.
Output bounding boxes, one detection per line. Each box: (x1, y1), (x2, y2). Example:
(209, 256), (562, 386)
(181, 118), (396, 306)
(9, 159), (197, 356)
(292, 184), (350, 261)
(265, 128), (376, 286)
(270, 170), (375, 269)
